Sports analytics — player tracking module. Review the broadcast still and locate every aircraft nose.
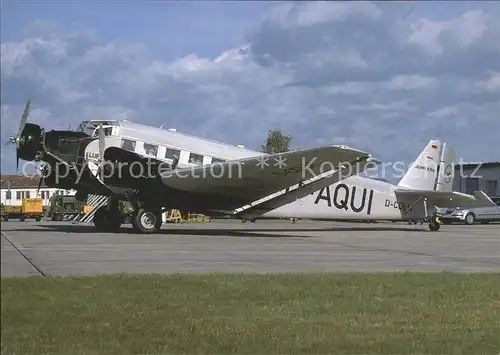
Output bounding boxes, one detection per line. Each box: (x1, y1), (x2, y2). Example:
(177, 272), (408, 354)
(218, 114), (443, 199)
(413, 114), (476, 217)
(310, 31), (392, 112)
(17, 123), (43, 162)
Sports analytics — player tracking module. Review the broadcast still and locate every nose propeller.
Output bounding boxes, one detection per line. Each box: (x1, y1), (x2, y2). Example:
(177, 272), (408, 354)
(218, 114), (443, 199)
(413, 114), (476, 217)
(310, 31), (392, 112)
(6, 100), (31, 170)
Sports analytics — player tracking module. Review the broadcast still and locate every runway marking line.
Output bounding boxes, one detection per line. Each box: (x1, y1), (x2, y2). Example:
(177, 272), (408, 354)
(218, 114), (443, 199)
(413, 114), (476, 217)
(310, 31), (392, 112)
(1, 232), (46, 276)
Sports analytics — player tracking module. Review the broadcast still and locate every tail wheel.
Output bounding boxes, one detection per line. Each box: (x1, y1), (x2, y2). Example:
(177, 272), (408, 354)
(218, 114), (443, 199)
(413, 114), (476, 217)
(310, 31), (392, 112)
(132, 207), (162, 234)
(464, 213), (475, 225)
(429, 215), (441, 232)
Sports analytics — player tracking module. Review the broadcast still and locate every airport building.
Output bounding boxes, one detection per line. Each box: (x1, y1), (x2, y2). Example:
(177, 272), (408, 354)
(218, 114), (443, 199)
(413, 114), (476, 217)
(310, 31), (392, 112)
(453, 161), (500, 198)
(0, 174), (76, 207)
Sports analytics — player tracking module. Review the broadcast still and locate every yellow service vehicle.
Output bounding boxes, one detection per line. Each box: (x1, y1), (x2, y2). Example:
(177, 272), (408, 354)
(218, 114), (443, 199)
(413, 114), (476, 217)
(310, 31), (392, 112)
(1, 198), (43, 222)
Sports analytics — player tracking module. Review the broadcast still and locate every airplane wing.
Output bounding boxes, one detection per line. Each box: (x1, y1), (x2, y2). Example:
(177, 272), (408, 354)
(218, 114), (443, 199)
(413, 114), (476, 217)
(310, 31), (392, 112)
(234, 155), (381, 219)
(160, 145), (374, 210)
(394, 188), (496, 208)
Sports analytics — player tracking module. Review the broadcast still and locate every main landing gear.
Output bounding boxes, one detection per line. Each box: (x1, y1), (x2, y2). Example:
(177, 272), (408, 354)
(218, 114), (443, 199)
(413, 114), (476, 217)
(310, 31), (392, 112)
(94, 201), (163, 234)
(131, 206), (162, 234)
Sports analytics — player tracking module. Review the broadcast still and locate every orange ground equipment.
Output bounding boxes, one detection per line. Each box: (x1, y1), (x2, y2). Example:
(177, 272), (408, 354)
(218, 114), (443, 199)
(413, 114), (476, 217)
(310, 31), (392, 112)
(1, 198), (43, 222)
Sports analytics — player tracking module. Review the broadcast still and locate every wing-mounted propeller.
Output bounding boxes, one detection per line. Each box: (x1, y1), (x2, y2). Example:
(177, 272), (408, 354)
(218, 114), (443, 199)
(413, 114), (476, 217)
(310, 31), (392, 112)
(6, 99), (43, 170)
(98, 123), (105, 164)
(94, 123), (109, 182)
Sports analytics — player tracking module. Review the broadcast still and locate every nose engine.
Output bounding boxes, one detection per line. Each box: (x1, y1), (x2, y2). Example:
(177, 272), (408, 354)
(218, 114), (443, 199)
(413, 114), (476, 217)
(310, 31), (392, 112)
(6, 100), (45, 169)
(16, 123), (43, 161)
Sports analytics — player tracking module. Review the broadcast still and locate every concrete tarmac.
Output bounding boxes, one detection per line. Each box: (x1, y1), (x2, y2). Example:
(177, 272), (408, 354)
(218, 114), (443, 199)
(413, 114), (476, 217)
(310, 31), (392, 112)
(1, 219), (499, 276)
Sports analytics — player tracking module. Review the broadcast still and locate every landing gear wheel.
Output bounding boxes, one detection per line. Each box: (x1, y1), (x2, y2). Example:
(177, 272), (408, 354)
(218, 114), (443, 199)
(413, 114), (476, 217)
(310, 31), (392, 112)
(464, 213), (475, 225)
(429, 215), (441, 232)
(132, 208), (162, 234)
(93, 206), (121, 232)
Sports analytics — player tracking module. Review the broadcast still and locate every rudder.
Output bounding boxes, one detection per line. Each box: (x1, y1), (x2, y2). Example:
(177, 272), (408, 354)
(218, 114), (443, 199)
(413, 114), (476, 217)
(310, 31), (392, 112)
(434, 142), (455, 192)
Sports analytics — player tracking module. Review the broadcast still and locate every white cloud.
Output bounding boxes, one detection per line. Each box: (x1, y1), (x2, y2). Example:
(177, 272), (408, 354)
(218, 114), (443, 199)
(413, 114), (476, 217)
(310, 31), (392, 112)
(428, 106), (458, 119)
(1, 1), (499, 174)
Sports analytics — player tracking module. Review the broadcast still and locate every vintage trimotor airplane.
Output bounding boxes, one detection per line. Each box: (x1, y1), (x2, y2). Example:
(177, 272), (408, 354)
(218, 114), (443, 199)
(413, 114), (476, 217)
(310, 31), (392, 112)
(7, 100), (380, 234)
(245, 140), (495, 231)
(8, 100), (492, 234)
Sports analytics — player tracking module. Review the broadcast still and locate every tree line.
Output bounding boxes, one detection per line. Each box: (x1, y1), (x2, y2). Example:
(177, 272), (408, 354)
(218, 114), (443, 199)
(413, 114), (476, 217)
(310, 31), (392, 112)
(260, 129), (292, 154)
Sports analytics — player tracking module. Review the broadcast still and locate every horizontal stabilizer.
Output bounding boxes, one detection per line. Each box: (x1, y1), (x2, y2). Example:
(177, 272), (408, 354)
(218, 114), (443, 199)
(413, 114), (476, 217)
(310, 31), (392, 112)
(394, 188), (495, 208)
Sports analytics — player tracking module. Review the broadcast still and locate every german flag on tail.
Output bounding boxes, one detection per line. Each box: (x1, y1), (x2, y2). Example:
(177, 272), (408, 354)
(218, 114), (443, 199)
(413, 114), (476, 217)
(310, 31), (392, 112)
(431, 144), (438, 150)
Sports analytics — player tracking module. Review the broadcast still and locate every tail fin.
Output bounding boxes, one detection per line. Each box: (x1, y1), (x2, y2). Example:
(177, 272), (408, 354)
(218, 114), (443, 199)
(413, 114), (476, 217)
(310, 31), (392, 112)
(434, 142), (455, 192)
(397, 140), (441, 190)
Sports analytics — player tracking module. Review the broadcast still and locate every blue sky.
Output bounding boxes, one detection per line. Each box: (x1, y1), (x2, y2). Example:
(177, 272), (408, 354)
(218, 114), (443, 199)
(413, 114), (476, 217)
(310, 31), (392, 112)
(1, 1), (499, 176)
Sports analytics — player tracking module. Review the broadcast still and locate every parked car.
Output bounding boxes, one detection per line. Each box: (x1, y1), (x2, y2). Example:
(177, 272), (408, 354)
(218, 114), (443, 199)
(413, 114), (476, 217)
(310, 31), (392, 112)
(438, 197), (500, 225)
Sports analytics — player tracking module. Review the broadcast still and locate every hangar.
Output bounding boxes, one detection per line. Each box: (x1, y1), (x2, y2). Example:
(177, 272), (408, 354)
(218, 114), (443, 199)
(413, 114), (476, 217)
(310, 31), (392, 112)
(453, 161), (500, 198)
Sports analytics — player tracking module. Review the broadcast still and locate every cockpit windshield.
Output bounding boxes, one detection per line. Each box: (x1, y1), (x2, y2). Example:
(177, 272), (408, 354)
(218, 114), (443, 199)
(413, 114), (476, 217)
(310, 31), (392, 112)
(76, 120), (116, 137)
(94, 126), (113, 137)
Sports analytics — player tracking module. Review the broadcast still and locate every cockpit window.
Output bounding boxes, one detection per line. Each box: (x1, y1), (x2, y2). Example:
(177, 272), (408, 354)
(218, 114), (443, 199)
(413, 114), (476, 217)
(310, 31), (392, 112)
(94, 126), (113, 136)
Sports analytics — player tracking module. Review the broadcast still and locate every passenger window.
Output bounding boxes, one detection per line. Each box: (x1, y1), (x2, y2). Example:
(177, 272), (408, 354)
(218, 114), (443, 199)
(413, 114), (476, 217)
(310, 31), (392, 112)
(212, 158), (226, 164)
(144, 143), (158, 157)
(165, 147), (180, 160)
(121, 139), (136, 151)
(189, 153), (203, 165)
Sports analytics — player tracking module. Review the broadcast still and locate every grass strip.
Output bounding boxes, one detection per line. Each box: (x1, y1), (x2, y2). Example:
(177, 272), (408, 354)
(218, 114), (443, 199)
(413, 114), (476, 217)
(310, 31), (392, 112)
(1, 272), (500, 354)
